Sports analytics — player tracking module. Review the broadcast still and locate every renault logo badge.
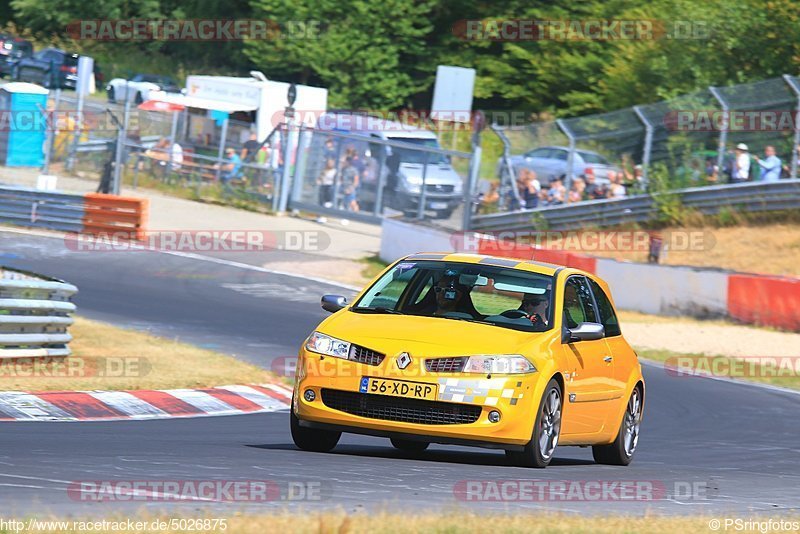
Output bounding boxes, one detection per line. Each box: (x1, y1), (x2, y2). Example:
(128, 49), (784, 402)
(396, 352), (412, 370)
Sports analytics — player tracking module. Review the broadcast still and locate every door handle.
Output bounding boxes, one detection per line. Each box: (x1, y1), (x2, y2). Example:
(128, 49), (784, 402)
(603, 356), (613, 363)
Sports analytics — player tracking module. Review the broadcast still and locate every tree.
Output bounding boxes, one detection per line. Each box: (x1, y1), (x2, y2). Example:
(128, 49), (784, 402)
(245, 0), (436, 108)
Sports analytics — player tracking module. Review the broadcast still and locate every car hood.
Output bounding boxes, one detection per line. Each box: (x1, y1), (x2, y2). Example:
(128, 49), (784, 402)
(316, 311), (555, 357)
(399, 162), (461, 185)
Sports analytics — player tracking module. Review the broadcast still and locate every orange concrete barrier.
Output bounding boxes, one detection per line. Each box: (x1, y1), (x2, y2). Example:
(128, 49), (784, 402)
(728, 274), (800, 331)
(82, 193), (149, 241)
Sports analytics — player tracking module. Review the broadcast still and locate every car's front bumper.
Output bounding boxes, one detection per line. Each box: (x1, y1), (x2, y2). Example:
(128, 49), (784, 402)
(292, 348), (543, 447)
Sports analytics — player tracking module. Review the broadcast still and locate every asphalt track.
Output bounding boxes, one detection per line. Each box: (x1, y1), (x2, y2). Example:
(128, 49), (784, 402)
(1, 229), (798, 516)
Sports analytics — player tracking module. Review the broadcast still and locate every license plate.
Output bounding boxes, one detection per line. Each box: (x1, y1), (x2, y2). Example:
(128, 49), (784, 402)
(359, 377), (437, 401)
(429, 201), (448, 210)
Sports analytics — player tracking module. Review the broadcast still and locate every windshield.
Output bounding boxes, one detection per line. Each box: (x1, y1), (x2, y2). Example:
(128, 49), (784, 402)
(388, 137), (449, 165)
(353, 260), (554, 332)
(578, 151), (609, 165)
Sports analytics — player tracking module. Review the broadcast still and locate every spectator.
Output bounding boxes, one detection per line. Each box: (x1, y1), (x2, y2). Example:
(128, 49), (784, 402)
(583, 170), (605, 200)
(567, 177), (585, 203)
(340, 156), (360, 212)
(169, 140), (183, 171)
(241, 132), (261, 162)
(547, 176), (566, 205)
(705, 157), (719, 183)
(317, 158), (336, 208)
(512, 168), (540, 210)
(732, 143), (750, 182)
(478, 182), (500, 214)
(218, 147), (242, 184)
(323, 138), (337, 162)
(622, 164), (645, 194)
(607, 172), (626, 199)
(752, 145), (781, 182)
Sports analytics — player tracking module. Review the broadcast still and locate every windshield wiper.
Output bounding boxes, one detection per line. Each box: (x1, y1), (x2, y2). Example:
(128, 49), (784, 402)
(351, 306), (403, 315)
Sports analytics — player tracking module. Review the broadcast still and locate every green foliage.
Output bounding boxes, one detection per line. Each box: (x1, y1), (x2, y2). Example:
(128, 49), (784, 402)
(245, 0), (436, 108)
(5, 0), (800, 116)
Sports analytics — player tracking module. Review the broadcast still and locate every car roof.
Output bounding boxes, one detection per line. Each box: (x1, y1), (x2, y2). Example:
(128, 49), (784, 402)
(400, 252), (588, 277)
(528, 146), (602, 157)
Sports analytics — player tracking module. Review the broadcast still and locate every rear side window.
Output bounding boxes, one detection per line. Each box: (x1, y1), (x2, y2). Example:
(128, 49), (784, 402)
(588, 279), (621, 337)
(563, 276), (597, 328)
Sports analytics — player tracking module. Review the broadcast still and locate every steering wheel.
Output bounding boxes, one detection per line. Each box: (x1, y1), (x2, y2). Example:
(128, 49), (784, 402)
(500, 309), (528, 319)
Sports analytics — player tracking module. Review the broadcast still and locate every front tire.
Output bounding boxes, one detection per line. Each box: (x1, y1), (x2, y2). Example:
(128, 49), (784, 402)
(592, 386), (643, 466)
(107, 87), (116, 103)
(390, 438), (429, 452)
(506, 378), (562, 468)
(290, 408), (340, 453)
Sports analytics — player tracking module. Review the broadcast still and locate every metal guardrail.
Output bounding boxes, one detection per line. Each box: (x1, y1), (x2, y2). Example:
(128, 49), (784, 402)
(0, 186), (87, 233)
(471, 180), (800, 231)
(0, 267), (77, 359)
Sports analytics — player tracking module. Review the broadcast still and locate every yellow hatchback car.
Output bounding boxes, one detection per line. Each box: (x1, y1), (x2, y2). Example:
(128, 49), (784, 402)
(291, 253), (644, 468)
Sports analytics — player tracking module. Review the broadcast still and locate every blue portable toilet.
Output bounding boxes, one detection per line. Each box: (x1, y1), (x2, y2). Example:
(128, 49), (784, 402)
(0, 82), (49, 167)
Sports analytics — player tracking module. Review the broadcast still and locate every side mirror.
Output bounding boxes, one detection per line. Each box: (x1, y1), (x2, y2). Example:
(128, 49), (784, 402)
(321, 294), (347, 313)
(565, 322), (604, 342)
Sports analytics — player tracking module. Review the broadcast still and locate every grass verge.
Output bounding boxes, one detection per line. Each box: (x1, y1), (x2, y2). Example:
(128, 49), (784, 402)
(6, 512), (786, 534)
(0, 317), (278, 392)
(637, 348), (800, 391)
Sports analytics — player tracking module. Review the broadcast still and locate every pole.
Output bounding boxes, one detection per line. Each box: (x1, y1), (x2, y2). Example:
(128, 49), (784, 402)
(290, 124), (308, 205)
(708, 86), (729, 180)
(278, 106), (295, 213)
(557, 119), (576, 193)
(632, 105), (652, 189)
(416, 150), (430, 220)
(782, 74), (800, 180)
(215, 117), (229, 183)
(463, 144), (482, 231)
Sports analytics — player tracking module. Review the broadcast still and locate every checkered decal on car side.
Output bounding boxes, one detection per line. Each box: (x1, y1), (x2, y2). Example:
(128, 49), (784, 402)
(437, 378), (525, 406)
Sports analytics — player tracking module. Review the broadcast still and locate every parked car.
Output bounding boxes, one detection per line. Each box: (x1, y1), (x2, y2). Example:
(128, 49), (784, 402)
(311, 112), (464, 219)
(12, 48), (80, 89)
(499, 146), (622, 186)
(292, 254), (645, 468)
(106, 74), (182, 104)
(0, 34), (33, 78)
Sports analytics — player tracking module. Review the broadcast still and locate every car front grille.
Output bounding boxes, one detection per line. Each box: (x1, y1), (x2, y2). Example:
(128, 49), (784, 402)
(425, 356), (468, 373)
(348, 344), (385, 366)
(321, 389), (481, 425)
(424, 184), (455, 194)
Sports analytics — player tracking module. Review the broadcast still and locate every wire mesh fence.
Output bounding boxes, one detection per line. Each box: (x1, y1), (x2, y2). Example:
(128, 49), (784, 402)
(488, 74), (800, 219)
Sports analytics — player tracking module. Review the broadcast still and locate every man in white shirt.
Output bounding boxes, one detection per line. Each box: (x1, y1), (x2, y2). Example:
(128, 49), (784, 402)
(733, 143), (750, 182)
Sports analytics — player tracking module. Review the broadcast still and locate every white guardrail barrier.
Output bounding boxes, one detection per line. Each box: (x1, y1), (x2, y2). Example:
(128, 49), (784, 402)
(0, 267), (77, 359)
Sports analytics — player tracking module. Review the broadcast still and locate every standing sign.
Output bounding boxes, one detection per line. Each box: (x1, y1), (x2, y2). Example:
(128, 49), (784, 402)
(430, 65), (476, 123)
(76, 56), (94, 96)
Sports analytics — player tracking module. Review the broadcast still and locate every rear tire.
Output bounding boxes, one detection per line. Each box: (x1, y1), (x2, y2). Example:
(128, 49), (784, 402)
(390, 438), (429, 452)
(592, 386), (642, 466)
(506, 378), (562, 468)
(290, 408), (340, 453)
(134, 91), (144, 104)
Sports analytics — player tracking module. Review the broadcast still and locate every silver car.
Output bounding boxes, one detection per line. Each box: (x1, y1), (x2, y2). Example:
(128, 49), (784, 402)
(500, 146), (621, 186)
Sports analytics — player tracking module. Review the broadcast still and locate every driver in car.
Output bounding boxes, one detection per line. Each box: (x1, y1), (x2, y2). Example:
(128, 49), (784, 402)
(520, 293), (549, 327)
(433, 272), (468, 316)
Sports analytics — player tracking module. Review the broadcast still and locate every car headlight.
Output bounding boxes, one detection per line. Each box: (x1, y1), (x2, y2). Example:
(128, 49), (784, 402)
(453, 180), (463, 194)
(463, 354), (537, 374)
(305, 331), (350, 359)
(400, 174), (422, 194)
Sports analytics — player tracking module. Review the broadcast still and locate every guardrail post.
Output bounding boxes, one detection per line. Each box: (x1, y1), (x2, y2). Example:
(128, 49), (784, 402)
(632, 105), (653, 189)
(557, 119), (576, 193)
(782, 74), (800, 180)
(709, 87), (729, 180)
